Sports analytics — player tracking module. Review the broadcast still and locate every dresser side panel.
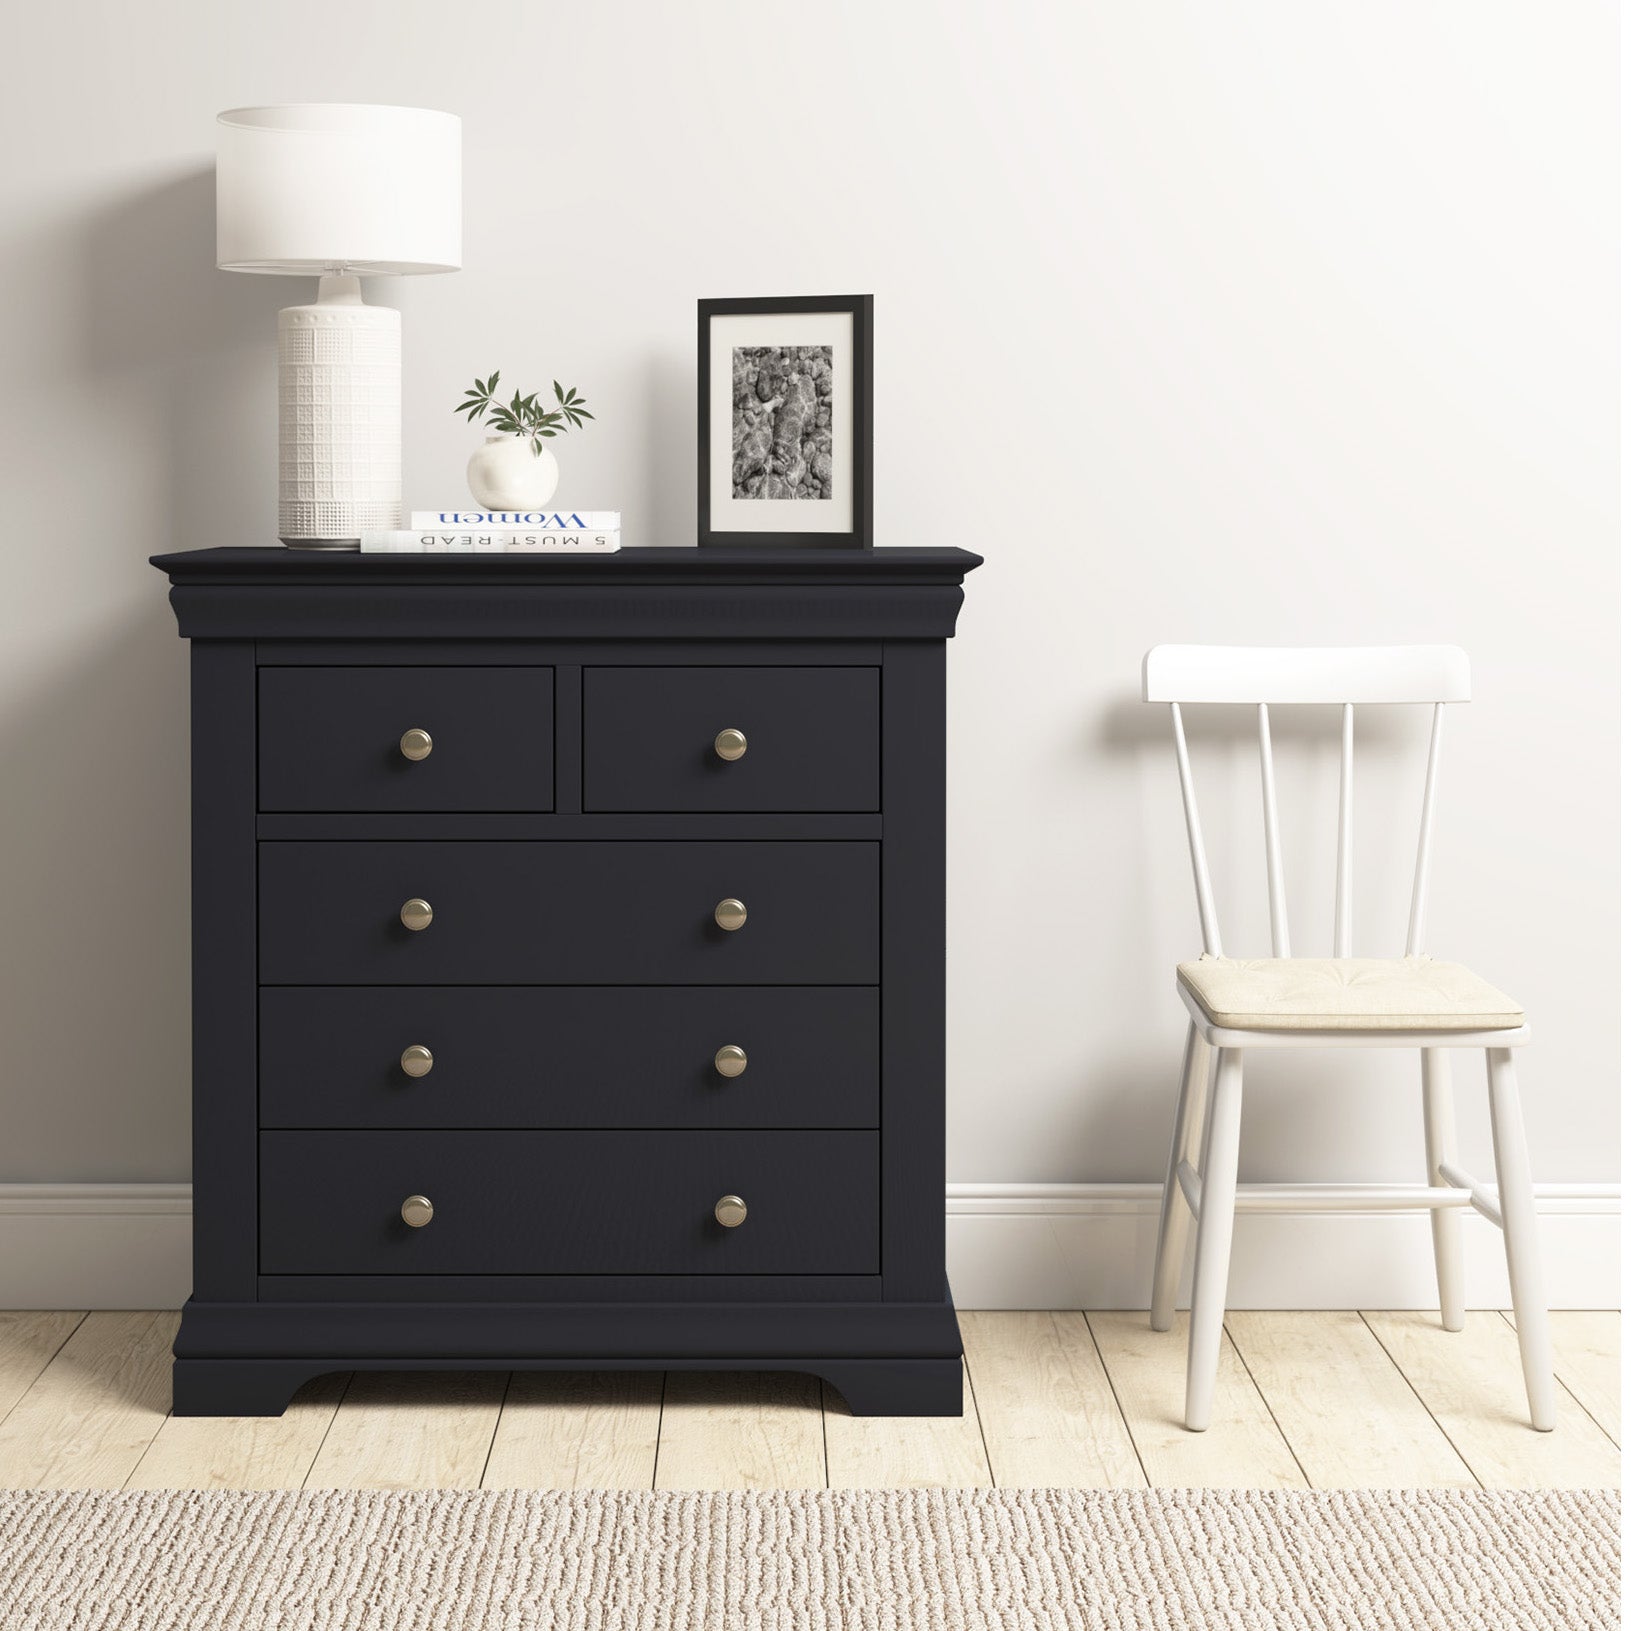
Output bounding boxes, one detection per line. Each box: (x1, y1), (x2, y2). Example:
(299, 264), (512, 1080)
(879, 639), (949, 1302)
(189, 640), (259, 1300)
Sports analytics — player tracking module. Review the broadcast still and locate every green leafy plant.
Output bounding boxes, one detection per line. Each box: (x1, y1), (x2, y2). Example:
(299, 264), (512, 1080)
(455, 372), (593, 455)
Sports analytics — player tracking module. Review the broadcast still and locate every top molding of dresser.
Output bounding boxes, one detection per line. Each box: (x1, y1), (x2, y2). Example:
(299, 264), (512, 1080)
(151, 547), (985, 642)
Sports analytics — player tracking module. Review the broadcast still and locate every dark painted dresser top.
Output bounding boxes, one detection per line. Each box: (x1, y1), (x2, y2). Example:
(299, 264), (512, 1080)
(151, 547), (983, 641)
(151, 546), (983, 586)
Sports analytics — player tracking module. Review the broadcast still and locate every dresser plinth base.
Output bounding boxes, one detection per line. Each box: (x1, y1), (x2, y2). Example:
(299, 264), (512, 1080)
(172, 1355), (962, 1420)
(171, 1295), (965, 1419)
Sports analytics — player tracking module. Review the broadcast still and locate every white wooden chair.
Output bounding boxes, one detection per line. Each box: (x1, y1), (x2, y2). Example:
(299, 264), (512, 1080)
(1143, 645), (1554, 1434)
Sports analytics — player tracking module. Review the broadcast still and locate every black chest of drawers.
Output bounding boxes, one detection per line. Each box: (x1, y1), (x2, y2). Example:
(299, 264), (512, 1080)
(152, 546), (981, 1417)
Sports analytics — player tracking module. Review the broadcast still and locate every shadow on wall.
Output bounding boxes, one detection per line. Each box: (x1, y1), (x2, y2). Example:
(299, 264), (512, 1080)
(83, 165), (305, 545)
(1045, 1026), (1465, 1188)
(0, 169), (297, 1183)
(639, 348), (697, 545)
(0, 618), (191, 1181)
(1033, 691), (1441, 1183)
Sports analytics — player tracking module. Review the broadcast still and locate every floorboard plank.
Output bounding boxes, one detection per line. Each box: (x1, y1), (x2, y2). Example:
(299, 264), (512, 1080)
(1228, 1311), (1475, 1488)
(1088, 1312), (1305, 1489)
(821, 1361), (990, 1489)
(0, 1313), (84, 1426)
(960, 1312), (1143, 1488)
(303, 1371), (507, 1490)
(0, 1311), (176, 1489)
(127, 1375), (348, 1490)
(1501, 1310), (1620, 1447)
(1363, 1310), (1621, 1489)
(0, 1312), (1611, 1493)
(653, 1372), (825, 1491)
(483, 1371), (662, 1489)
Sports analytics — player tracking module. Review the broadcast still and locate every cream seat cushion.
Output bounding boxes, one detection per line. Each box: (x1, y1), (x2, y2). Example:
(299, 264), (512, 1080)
(1177, 956), (1525, 1032)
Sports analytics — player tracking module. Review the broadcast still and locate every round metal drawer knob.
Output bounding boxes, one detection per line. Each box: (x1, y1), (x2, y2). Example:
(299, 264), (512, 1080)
(399, 727), (434, 762)
(401, 1194), (435, 1228)
(714, 728), (748, 762)
(714, 1194), (748, 1228)
(400, 898), (434, 932)
(400, 1044), (435, 1079)
(713, 898), (748, 932)
(714, 1044), (748, 1079)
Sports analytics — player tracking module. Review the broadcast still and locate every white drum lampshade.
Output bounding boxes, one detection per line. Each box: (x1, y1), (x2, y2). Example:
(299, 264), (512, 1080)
(216, 105), (461, 547)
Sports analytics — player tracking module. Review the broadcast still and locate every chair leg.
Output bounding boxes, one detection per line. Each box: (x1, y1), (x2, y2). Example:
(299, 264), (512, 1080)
(1420, 1048), (1465, 1332)
(1151, 1023), (1212, 1331)
(1185, 1047), (1243, 1432)
(1486, 1047), (1556, 1432)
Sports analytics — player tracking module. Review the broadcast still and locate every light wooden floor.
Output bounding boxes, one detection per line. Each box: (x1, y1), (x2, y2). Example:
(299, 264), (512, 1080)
(0, 1309), (1616, 1492)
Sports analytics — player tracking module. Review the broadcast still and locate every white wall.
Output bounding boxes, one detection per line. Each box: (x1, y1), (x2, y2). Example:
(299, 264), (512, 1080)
(0, 3), (1617, 1294)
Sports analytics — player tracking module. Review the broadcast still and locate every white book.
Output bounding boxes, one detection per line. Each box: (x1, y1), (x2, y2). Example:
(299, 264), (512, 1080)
(361, 530), (621, 554)
(409, 510), (621, 530)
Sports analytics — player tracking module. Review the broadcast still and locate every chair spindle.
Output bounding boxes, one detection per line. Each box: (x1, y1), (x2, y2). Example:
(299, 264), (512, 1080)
(1170, 703), (1222, 956)
(1334, 701), (1354, 956)
(1406, 702), (1445, 956)
(1257, 704), (1290, 957)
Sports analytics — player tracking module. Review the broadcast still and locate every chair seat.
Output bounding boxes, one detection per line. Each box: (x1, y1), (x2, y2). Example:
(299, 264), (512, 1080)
(1177, 956), (1525, 1032)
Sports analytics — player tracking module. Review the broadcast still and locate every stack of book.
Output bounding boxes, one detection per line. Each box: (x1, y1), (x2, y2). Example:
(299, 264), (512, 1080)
(361, 511), (621, 553)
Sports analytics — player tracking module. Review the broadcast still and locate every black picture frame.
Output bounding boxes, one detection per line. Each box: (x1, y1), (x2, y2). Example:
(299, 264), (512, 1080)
(697, 294), (873, 549)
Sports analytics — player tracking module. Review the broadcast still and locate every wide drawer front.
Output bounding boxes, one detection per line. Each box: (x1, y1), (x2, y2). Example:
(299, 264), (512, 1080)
(259, 842), (879, 985)
(583, 667), (879, 812)
(259, 1131), (879, 1275)
(259, 667), (554, 812)
(259, 988), (880, 1128)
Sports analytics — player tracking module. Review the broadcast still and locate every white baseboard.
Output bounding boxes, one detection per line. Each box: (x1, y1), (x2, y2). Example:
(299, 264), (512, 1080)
(0, 1181), (1619, 1311)
(0, 1186), (193, 1310)
(947, 1183), (1621, 1310)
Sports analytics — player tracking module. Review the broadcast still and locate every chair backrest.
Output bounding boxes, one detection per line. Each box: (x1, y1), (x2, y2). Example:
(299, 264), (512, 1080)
(1142, 645), (1472, 960)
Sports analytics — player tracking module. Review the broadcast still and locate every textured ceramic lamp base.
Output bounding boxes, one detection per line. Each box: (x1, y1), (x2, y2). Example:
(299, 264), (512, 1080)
(277, 276), (401, 549)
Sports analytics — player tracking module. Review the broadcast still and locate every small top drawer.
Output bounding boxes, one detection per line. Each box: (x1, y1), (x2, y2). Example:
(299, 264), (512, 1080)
(582, 667), (878, 812)
(259, 667), (554, 812)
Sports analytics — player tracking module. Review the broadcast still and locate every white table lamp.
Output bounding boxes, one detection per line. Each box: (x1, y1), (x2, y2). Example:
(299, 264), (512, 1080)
(216, 104), (461, 548)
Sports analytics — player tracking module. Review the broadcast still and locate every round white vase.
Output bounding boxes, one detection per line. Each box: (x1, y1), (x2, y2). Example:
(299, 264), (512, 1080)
(466, 435), (560, 509)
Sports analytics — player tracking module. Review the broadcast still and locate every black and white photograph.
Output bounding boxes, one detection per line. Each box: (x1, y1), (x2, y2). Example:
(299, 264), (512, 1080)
(698, 294), (872, 547)
(731, 345), (833, 500)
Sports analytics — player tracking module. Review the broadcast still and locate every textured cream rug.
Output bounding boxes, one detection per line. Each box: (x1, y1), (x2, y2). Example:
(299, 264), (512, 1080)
(0, 1487), (1616, 1629)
